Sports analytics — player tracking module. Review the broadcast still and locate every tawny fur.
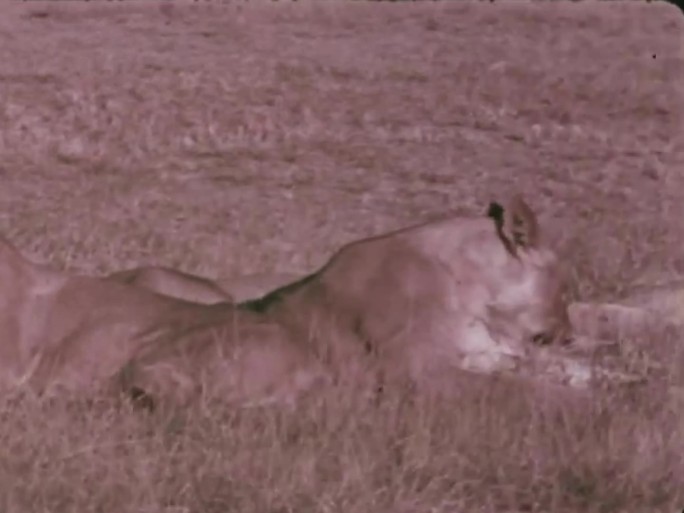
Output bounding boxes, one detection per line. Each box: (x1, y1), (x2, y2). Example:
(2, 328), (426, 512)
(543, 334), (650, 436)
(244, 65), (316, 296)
(240, 196), (576, 387)
(0, 196), (644, 404)
(0, 236), (323, 407)
(108, 265), (233, 305)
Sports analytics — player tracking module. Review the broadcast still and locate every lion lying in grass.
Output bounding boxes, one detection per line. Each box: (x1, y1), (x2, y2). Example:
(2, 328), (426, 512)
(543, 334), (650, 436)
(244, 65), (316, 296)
(0, 195), (642, 408)
(239, 196), (627, 389)
(121, 195), (623, 401)
(0, 236), (324, 407)
(117, 195), (658, 396)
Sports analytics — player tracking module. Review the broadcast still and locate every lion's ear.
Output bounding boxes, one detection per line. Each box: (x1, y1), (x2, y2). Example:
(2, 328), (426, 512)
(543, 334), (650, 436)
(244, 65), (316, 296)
(491, 195), (539, 256)
(504, 195), (539, 251)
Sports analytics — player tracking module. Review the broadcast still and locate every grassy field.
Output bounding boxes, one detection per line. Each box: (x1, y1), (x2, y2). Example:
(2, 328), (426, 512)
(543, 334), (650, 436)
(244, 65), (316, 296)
(0, 1), (682, 512)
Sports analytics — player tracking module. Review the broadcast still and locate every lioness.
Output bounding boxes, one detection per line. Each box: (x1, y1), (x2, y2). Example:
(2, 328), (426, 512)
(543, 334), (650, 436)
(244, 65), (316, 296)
(0, 236), (324, 406)
(115, 309), (327, 409)
(240, 196), (586, 388)
(108, 265), (233, 305)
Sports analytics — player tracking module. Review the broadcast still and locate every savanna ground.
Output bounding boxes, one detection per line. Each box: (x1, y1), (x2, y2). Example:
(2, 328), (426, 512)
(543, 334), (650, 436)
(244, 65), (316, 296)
(0, 1), (682, 512)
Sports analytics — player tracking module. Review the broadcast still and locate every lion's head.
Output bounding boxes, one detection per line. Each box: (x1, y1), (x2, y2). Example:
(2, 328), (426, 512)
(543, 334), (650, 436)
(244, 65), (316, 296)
(482, 195), (572, 349)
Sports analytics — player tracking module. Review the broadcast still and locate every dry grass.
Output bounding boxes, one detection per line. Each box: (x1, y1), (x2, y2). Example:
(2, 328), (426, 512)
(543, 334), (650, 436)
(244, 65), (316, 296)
(0, 1), (682, 512)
